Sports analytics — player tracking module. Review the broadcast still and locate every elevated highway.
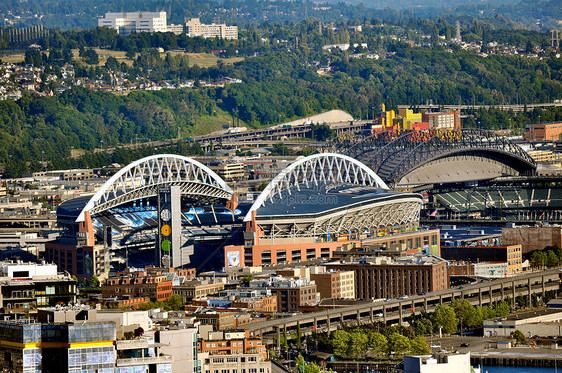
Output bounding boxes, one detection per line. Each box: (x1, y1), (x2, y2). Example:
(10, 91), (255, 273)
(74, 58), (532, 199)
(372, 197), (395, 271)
(397, 102), (562, 113)
(247, 269), (561, 343)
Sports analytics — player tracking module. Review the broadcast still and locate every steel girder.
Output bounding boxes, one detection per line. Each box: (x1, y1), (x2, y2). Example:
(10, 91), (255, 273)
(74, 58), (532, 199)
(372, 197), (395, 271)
(339, 129), (535, 186)
(255, 199), (422, 239)
(244, 153), (388, 222)
(77, 154), (233, 221)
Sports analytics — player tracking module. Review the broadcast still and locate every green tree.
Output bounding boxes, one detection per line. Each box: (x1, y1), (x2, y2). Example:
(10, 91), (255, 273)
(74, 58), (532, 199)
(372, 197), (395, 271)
(281, 328), (288, 353)
(90, 275), (100, 288)
(310, 124), (334, 141)
(452, 298), (482, 328)
(164, 294), (184, 310)
(388, 332), (410, 358)
(330, 329), (349, 358)
(410, 336), (431, 354)
(530, 251), (548, 268)
(295, 354), (324, 373)
(547, 250), (560, 267)
(368, 331), (388, 357)
(495, 301), (511, 317)
(348, 329), (369, 359)
(513, 329), (526, 345)
(431, 305), (458, 334)
(294, 321), (302, 350)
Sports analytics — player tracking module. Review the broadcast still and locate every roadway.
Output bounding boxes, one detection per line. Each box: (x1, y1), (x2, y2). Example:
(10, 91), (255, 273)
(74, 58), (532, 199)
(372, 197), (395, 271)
(248, 269), (561, 343)
(397, 102), (561, 113)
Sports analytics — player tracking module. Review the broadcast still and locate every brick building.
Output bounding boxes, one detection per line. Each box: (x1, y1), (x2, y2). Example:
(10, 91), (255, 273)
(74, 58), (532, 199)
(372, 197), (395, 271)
(502, 226), (562, 254)
(191, 289), (278, 312)
(525, 122), (562, 141)
(45, 211), (110, 279)
(326, 255), (449, 299)
(173, 280), (225, 302)
(441, 245), (523, 276)
(190, 312), (237, 330)
(309, 270), (355, 300)
(247, 276), (318, 312)
(102, 271), (173, 302)
(198, 330), (267, 360)
(276, 267), (355, 300)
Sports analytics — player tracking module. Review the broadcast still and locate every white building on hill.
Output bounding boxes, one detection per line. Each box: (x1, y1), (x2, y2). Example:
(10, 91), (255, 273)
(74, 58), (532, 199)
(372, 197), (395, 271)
(98, 11), (168, 35)
(185, 18), (238, 40)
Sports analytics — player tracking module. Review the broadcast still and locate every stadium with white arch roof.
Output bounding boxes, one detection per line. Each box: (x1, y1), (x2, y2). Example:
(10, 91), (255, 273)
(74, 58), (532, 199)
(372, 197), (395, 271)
(51, 152), (423, 274)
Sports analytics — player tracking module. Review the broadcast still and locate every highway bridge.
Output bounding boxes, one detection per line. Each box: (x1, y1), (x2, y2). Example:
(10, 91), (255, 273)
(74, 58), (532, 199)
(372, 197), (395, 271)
(397, 102), (562, 113)
(0, 215), (57, 233)
(247, 269), (561, 345)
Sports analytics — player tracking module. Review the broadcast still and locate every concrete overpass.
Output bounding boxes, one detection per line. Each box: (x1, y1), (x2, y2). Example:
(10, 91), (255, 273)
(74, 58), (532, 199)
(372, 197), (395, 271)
(247, 269), (561, 343)
(397, 102), (562, 113)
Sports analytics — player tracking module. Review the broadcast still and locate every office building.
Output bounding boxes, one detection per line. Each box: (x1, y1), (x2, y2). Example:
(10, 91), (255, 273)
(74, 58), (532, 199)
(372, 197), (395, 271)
(0, 318), (116, 372)
(326, 254), (449, 299)
(185, 18), (238, 40)
(0, 261), (77, 312)
(192, 289), (278, 312)
(276, 266), (355, 300)
(98, 11), (169, 35)
(440, 244), (522, 276)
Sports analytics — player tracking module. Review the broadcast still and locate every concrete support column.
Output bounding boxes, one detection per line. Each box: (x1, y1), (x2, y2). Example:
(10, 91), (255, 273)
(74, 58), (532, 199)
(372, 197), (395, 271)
(276, 327), (281, 350)
(527, 279), (533, 308)
(542, 275), (546, 296)
(383, 306), (387, 323)
(501, 283), (505, 300)
(439, 295), (443, 305)
(370, 307), (374, 323)
(399, 303), (403, 325)
(357, 310), (361, 326)
(424, 298), (428, 312)
(327, 314), (331, 335)
(489, 286), (493, 305)
(340, 313), (345, 327)
(511, 281), (516, 307)
(478, 288), (483, 307)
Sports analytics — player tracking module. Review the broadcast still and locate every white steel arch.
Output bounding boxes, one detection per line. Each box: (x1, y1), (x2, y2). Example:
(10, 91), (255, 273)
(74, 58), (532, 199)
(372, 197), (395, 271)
(77, 154), (233, 222)
(244, 153), (388, 222)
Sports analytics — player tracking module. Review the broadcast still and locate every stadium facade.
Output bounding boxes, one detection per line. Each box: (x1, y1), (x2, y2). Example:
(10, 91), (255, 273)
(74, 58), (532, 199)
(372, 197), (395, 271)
(224, 153), (423, 268)
(50, 153), (424, 276)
